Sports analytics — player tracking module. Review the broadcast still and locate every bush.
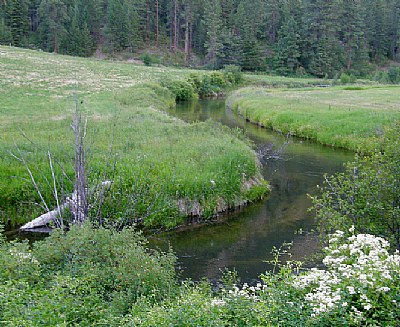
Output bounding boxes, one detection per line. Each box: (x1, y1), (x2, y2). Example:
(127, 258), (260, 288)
(292, 229), (400, 325)
(340, 72), (356, 84)
(311, 123), (400, 250)
(141, 53), (153, 66)
(0, 225), (177, 325)
(223, 65), (243, 84)
(372, 66), (400, 84)
(388, 66), (400, 84)
(160, 79), (196, 101)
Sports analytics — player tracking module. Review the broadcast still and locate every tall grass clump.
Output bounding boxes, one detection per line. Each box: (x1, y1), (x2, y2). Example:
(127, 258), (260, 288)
(228, 86), (400, 152)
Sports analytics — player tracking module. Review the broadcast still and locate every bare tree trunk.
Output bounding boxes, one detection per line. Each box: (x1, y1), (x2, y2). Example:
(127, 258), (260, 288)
(156, 0), (159, 48)
(71, 97), (88, 225)
(173, 0), (178, 52)
(184, 19), (189, 65)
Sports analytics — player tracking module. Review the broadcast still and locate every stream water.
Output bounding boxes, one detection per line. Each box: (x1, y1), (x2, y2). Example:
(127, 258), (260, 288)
(149, 99), (354, 283)
(6, 98), (354, 284)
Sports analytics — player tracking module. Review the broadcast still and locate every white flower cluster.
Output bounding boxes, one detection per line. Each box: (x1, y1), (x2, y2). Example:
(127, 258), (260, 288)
(226, 282), (266, 300)
(8, 247), (39, 264)
(292, 227), (400, 318)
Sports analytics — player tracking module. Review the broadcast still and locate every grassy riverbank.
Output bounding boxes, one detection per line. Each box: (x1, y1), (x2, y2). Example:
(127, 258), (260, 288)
(228, 86), (400, 152)
(0, 46), (267, 227)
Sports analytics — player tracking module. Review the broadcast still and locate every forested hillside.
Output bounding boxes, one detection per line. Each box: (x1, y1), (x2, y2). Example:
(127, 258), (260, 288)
(1, 0), (399, 76)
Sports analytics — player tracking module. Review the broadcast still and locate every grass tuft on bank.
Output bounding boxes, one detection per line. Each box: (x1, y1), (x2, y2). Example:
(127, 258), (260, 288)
(228, 86), (400, 152)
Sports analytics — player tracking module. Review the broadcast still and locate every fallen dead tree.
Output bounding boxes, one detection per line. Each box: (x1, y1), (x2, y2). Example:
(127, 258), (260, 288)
(19, 181), (111, 231)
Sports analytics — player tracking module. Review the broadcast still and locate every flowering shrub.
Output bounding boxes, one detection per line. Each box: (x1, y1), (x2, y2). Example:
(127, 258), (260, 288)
(293, 227), (400, 325)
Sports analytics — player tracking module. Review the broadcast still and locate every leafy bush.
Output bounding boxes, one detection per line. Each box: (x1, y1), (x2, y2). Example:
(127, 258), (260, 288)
(311, 123), (400, 250)
(124, 230), (400, 326)
(187, 69), (243, 98)
(0, 225), (177, 325)
(140, 52), (153, 66)
(223, 65), (243, 84)
(388, 66), (400, 84)
(340, 72), (357, 84)
(160, 79), (197, 101)
(372, 66), (400, 84)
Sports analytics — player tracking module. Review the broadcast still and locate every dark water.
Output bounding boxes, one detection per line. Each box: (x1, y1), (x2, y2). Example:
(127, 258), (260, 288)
(149, 99), (354, 282)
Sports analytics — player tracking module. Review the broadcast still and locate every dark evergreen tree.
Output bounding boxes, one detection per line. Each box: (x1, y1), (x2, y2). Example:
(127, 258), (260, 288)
(203, 0), (224, 68)
(219, 30), (243, 67)
(2, 0), (30, 46)
(274, 17), (301, 75)
(105, 0), (132, 52)
(38, 0), (68, 53)
(0, 1), (13, 45)
(387, 0), (400, 61)
(338, 0), (368, 73)
(302, 0), (342, 77)
(63, 0), (95, 57)
(364, 0), (390, 62)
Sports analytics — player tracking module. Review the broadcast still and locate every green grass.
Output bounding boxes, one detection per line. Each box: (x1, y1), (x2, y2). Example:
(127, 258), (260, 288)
(228, 86), (400, 152)
(0, 46), (268, 227)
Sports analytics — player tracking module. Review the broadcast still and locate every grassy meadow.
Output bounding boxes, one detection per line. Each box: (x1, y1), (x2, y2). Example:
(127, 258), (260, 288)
(0, 46), (267, 228)
(228, 86), (400, 152)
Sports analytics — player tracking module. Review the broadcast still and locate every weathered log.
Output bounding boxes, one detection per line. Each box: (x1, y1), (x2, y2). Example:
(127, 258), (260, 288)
(19, 203), (68, 230)
(19, 181), (111, 231)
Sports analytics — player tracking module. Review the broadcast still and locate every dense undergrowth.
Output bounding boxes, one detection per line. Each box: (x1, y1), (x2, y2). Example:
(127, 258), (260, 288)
(0, 223), (398, 326)
(228, 85), (400, 152)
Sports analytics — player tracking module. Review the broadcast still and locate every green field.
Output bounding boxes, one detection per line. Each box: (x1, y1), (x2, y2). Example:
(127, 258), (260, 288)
(0, 46), (267, 227)
(228, 86), (400, 152)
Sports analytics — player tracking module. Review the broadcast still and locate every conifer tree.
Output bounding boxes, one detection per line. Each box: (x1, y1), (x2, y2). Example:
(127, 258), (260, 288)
(64, 0), (95, 57)
(3, 0), (30, 46)
(38, 0), (68, 53)
(203, 0), (224, 68)
(274, 17), (301, 75)
(302, 0), (341, 77)
(338, 0), (368, 72)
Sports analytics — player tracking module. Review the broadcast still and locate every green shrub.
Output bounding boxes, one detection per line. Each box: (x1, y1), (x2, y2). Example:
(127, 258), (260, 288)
(0, 225), (177, 325)
(141, 53), (153, 66)
(160, 79), (197, 101)
(292, 229), (400, 325)
(311, 123), (400, 250)
(388, 66), (400, 84)
(340, 72), (356, 84)
(223, 65), (243, 84)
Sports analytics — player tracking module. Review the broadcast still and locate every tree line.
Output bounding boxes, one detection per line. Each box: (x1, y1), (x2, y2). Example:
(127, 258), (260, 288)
(1, 0), (399, 76)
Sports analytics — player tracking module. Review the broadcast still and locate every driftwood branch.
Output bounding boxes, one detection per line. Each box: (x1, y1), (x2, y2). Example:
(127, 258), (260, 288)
(19, 203), (69, 230)
(19, 181), (111, 231)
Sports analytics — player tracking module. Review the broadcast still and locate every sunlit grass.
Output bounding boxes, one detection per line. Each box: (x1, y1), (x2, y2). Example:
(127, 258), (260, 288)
(228, 86), (400, 152)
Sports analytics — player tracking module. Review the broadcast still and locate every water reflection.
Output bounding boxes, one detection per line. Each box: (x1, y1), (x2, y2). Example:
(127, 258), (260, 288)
(150, 99), (354, 282)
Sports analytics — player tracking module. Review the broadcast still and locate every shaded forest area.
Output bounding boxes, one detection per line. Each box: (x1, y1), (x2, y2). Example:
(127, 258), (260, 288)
(1, 0), (399, 76)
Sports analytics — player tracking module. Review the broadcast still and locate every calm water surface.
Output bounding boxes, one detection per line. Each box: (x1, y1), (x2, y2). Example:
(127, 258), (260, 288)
(149, 99), (354, 282)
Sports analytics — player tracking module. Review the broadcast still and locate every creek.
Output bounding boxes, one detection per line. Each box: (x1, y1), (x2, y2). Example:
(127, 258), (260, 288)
(6, 98), (354, 283)
(149, 98), (354, 283)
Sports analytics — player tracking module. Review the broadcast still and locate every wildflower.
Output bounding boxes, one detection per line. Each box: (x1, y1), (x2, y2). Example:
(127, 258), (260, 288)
(211, 299), (226, 306)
